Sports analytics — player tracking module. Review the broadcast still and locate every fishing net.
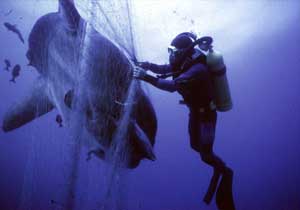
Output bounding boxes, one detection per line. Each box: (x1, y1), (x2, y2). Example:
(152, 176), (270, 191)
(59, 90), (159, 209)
(2, 0), (235, 209)
(1, 1), (299, 210)
(75, 0), (137, 60)
(16, 0), (140, 210)
(5, 0), (262, 209)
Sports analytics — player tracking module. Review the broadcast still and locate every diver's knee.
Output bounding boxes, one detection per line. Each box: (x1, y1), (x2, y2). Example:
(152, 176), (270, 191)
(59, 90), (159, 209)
(200, 152), (214, 164)
(191, 144), (200, 153)
(224, 166), (233, 176)
(190, 140), (203, 153)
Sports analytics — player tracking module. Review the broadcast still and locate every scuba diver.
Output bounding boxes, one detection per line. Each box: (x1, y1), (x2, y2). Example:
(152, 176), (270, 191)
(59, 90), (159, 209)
(134, 32), (235, 210)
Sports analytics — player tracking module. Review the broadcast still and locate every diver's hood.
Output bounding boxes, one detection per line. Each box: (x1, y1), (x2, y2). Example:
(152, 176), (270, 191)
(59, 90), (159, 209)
(169, 34), (213, 71)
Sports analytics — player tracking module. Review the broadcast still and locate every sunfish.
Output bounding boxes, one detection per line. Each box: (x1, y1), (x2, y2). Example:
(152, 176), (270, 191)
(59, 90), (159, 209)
(2, 0), (157, 169)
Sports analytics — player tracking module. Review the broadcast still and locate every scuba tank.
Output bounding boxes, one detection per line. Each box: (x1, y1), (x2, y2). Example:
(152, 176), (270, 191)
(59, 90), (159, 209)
(205, 47), (233, 112)
(158, 32), (233, 111)
(175, 34), (233, 111)
(185, 34), (233, 111)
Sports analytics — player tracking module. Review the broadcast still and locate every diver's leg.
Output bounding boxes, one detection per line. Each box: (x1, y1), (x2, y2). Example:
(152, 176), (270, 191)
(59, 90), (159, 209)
(189, 112), (221, 203)
(203, 168), (221, 204)
(188, 111), (227, 173)
(199, 146), (235, 209)
(199, 142), (229, 205)
(188, 111), (232, 207)
(199, 143), (227, 174)
(216, 167), (235, 210)
(196, 121), (235, 209)
(194, 115), (235, 210)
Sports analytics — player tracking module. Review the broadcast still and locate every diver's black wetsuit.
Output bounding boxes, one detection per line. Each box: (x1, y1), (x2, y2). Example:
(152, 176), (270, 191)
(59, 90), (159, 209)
(137, 31), (235, 209)
(141, 62), (228, 174)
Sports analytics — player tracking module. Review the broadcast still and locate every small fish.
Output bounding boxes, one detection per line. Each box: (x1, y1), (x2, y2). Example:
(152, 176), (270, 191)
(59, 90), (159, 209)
(56, 114), (63, 127)
(10, 64), (21, 83)
(64, 89), (74, 108)
(4, 59), (11, 71)
(3, 22), (25, 44)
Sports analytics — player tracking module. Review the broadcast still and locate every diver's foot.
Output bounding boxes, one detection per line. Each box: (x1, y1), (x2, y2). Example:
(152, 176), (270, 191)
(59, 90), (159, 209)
(216, 167), (235, 210)
(204, 169), (221, 204)
(223, 167), (233, 177)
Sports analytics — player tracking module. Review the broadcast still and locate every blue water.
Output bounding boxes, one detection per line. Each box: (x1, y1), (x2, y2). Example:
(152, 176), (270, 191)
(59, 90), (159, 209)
(0, 1), (300, 210)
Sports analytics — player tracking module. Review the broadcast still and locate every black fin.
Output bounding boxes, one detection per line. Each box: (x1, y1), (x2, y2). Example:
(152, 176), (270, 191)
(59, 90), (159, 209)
(204, 169), (221, 204)
(216, 168), (235, 210)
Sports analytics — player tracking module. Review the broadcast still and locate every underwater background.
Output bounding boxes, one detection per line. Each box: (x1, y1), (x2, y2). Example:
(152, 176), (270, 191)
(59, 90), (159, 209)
(0, 0), (299, 210)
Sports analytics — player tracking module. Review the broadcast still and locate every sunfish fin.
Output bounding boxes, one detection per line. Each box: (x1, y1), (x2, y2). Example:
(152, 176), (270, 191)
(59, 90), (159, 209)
(134, 122), (156, 161)
(2, 77), (54, 132)
(58, 0), (80, 31)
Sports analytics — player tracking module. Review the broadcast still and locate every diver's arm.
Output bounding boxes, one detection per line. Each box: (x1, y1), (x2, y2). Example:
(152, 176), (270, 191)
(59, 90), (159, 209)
(148, 64), (173, 74)
(174, 63), (208, 83)
(134, 64), (207, 92)
(141, 74), (176, 92)
(137, 62), (173, 74)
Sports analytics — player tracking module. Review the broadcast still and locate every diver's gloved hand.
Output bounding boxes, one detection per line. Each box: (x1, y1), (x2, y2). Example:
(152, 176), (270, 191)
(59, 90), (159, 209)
(134, 66), (159, 86)
(133, 66), (147, 79)
(136, 61), (151, 70)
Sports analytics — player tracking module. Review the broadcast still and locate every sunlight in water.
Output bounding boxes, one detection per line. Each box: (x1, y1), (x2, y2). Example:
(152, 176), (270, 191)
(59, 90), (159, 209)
(8, 0), (299, 57)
